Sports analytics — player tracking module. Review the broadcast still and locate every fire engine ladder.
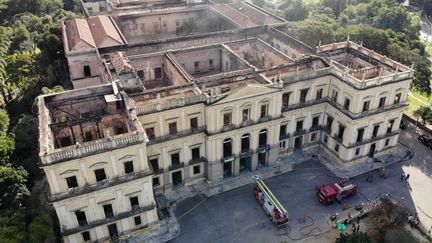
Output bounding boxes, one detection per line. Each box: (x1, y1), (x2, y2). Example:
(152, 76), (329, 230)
(254, 176), (288, 218)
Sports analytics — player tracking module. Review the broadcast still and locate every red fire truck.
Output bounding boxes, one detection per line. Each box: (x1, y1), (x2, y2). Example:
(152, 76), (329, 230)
(316, 179), (357, 205)
(253, 175), (288, 225)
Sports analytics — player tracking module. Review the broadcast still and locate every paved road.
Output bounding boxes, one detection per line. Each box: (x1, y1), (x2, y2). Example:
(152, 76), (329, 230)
(171, 124), (431, 243)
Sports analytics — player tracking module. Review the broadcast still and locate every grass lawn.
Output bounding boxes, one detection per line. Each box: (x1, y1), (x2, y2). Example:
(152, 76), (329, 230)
(407, 95), (424, 107)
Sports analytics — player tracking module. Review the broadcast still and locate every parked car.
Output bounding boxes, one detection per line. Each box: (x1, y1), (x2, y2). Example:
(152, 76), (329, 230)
(418, 135), (432, 149)
(400, 119), (408, 130)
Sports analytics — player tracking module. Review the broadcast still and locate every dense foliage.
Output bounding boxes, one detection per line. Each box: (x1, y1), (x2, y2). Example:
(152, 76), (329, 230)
(0, 0), (78, 242)
(277, 0), (431, 95)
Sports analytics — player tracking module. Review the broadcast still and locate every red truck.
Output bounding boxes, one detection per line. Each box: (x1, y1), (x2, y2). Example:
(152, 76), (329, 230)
(315, 179), (357, 205)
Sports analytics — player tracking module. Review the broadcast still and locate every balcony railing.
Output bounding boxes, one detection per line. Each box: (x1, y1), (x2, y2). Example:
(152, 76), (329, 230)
(189, 157), (207, 165)
(136, 94), (205, 116)
(282, 97), (407, 120)
(48, 169), (153, 202)
(61, 203), (156, 236)
(239, 150), (253, 158)
(41, 132), (145, 164)
(222, 155), (235, 163)
(279, 133), (290, 140)
(293, 129), (307, 136)
(207, 115), (284, 136)
(147, 126), (206, 145)
(169, 162), (184, 171)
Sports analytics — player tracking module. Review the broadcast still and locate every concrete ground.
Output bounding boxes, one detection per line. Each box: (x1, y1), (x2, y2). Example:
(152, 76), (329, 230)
(171, 123), (432, 243)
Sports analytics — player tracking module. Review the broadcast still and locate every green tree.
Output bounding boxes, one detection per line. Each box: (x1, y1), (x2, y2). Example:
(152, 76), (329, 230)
(0, 29), (10, 103)
(335, 232), (372, 243)
(0, 164), (30, 212)
(281, 0), (309, 21)
(0, 209), (27, 243)
(413, 105), (432, 125)
(28, 213), (54, 243)
(0, 109), (14, 165)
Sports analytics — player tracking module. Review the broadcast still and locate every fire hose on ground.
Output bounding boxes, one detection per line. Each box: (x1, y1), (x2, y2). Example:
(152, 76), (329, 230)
(274, 215), (322, 241)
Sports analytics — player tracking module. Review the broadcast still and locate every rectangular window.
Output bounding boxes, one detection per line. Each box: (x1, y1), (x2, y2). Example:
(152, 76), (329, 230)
(327, 116), (333, 129)
(282, 93), (290, 109)
(130, 196), (139, 209)
(171, 153), (180, 166)
(154, 67), (162, 79)
(260, 104), (268, 118)
(124, 161), (134, 174)
(145, 127), (155, 140)
(316, 88), (323, 100)
(191, 147), (200, 160)
(332, 90), (338, 102)
(335, 144), (339, 152)
(355, 147), (360, 156)
(193, 165), (200, 175)
(84, 65), (91, 77)
(168, 122), (177, 135)
(241, 135), (250, 152)
(223, 112), (232, 126)
(242, 108), (250, 122)
(311, 132), (317, 142)
(149, 158), (159, 171)
(279, 124), (287, 139)
(362, 101), (370, 112)
(300, 89), (309, 103)
(84, 131), (93, 141)
(296, 120), (303, 132)
(312, 116), (319, 128)
(338, 124), (345, 139)
(194, 61), (200, 73)
(357, 128), (364, 142)
(82, 231), (91, 242)
(209, 59), (214, 70)
(280, 141), (287, 149)
(379, 97), (386, 109)
(190, 117), (198, 129)
(66, 176), (78, 189)
(394, 93), (401, 104)
(75, 211), (87, 226)
(103, 204), (114, 218)
(385, 139), (390, 146)
(94, 168), (106, 182)
(372, 124), (380, 138)
(153, 177), (160, 187)
(387, 120), (394, 133)
(323, 135), (328, 144)
(344, 98), (350, 110)
(134, 216), (142, 225)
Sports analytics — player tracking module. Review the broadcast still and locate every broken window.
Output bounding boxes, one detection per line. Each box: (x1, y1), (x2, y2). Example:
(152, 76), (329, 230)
(124, 161), (134, 174)
(75, 210), (87, 226)
(94, 168), (106, 182)
(130, 196), (139, 209)
(223, 112), (232, 127)
(316, 88), (323, 100)
(168, 122), (177, 134)
(190, 117), (198, 129)
(209, 59), (214, 70)
(84, 65), (91, 77)
(103, 204), (114, 218)
(242, 108), (250, 122)
(66, 176), (78, 189)
(154, 67), (162, 79)
(171, 153), (180, 166)
(149, 158), (159, 171)
(145, 127), (155, 139)
(300, 89), (309, 103)
(191, 147), (200, 160)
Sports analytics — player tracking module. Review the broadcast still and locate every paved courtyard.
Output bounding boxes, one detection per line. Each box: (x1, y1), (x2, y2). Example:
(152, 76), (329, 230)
(171, 124), (431, 243)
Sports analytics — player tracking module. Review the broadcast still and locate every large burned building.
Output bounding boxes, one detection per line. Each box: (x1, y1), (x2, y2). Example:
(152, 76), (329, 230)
(38, 0), (412, 242)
